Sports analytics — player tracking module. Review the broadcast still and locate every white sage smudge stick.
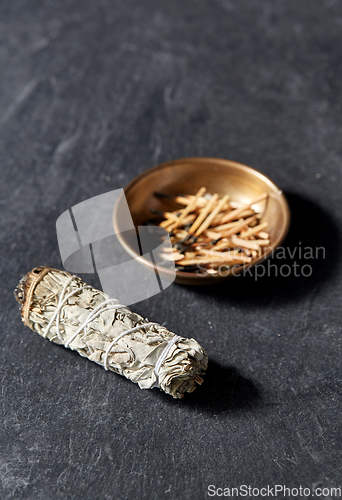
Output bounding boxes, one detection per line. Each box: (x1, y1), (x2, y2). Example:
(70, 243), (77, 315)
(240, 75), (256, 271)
(14, 267), (208, 399)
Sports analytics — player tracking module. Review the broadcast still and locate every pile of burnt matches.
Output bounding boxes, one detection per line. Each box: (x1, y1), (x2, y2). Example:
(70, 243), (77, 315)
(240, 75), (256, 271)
(150, 187), (270, 275)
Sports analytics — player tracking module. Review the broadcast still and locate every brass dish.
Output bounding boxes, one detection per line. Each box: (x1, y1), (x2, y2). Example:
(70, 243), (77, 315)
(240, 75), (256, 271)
(114, 157), (290, 285)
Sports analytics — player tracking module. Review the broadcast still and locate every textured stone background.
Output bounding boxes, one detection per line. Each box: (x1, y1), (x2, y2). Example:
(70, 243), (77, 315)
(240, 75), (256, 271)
(1, 0), (342, 499)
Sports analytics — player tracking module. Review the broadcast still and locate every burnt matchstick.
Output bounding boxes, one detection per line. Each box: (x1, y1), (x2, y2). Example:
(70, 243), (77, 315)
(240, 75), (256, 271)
(174, 233), (198, 250)
(175, 265), (202, 272)
(150, 209), (165, 216)
(154, 192), (174, 201)
(211, 208), (256, 226)
(240, 221), (268, 239)
(149, 209), (177, 218)
(161, 213), (197, 230)
(209, 220), (242, 232)
(172, 187), (206, 229)
(218, 193), (268, 225)
(219, 214), (257, 238)
(174, 244), (187, 253)
(194, 194), (230, 237)
(174, 194), (230, 210)
(150, 209), (184, 226)
(178, 234), (192, 244)
(188, 194), (219, 235)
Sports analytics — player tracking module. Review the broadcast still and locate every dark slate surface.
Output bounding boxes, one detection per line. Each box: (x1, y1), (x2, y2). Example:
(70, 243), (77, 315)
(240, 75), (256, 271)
(1, 1), (342, 499)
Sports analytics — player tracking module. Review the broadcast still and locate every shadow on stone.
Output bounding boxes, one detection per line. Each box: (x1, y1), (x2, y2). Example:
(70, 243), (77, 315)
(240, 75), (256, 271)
(153, 359), (262, 414)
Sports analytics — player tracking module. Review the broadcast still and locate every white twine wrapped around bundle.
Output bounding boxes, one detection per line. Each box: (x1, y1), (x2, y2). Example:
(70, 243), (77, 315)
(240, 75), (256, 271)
(15, 267), (208, 398)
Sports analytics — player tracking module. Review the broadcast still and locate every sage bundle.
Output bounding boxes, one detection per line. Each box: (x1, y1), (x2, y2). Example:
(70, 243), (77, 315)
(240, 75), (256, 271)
(14, 267), (208, 398)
